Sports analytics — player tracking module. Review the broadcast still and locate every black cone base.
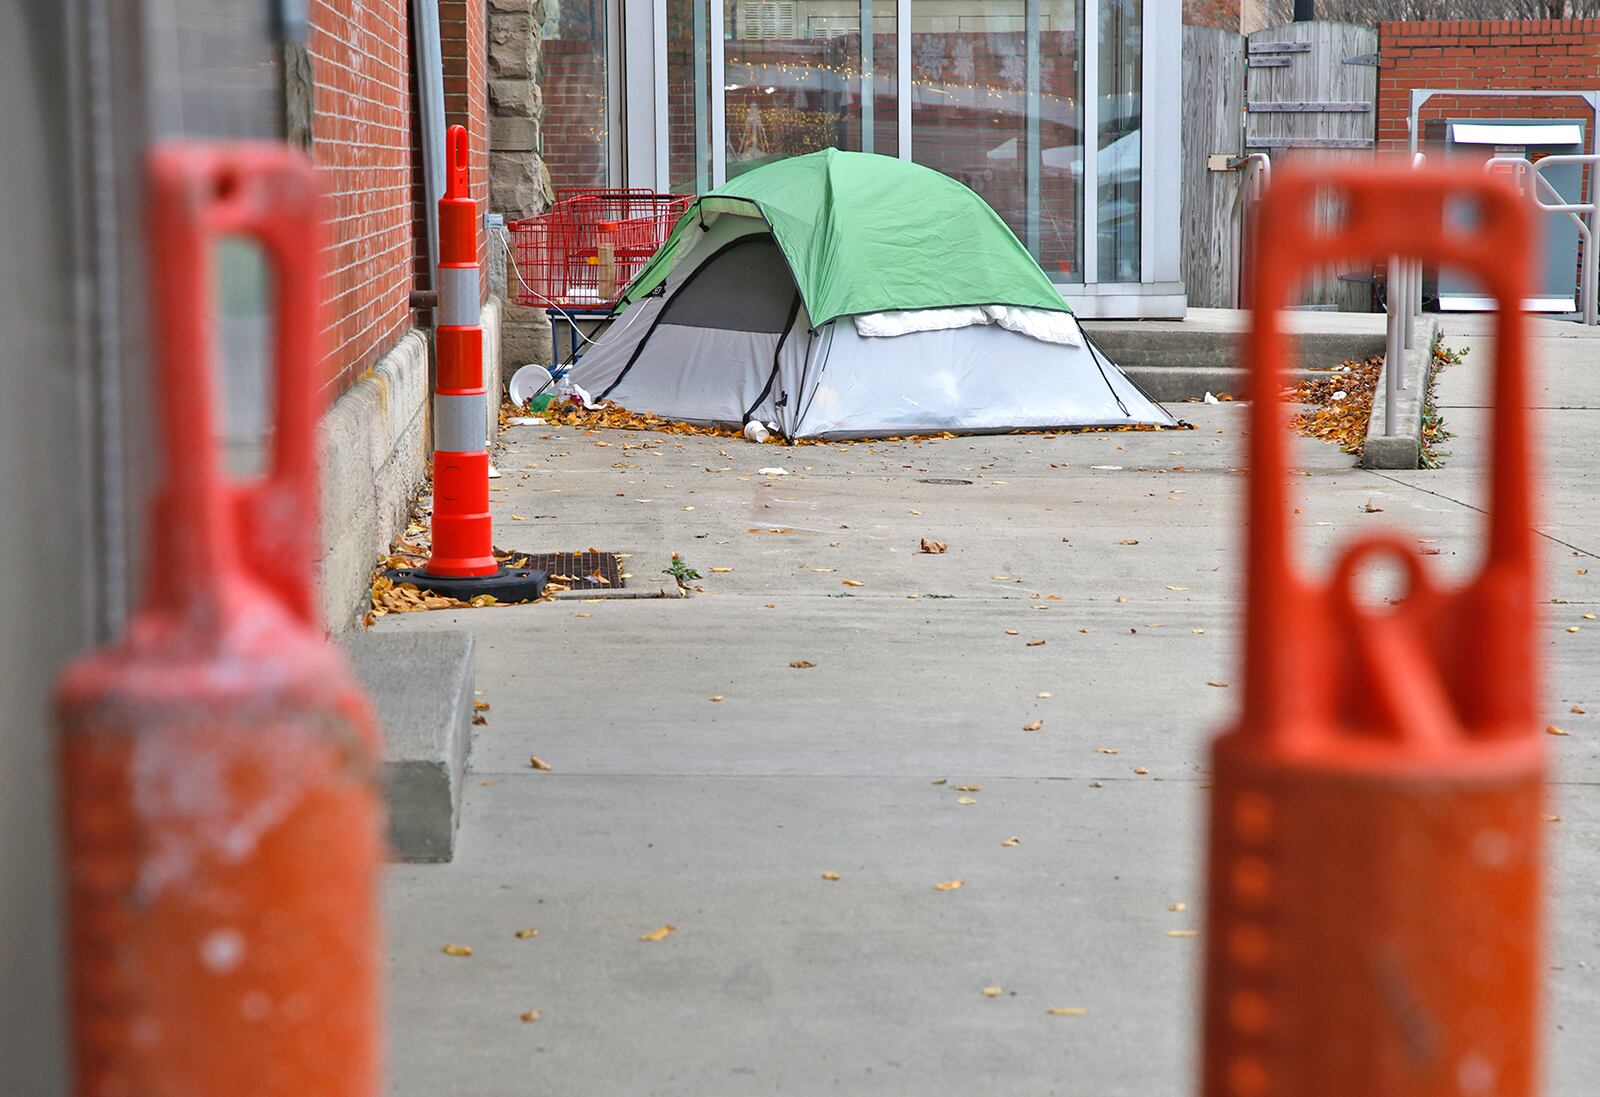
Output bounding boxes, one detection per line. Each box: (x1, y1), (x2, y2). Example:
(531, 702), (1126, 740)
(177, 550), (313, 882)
(385, 563), (548, 603)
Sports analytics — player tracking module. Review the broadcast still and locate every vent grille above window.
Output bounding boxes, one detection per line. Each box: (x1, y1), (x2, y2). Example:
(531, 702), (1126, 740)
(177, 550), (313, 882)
(738, 1), (797, 39)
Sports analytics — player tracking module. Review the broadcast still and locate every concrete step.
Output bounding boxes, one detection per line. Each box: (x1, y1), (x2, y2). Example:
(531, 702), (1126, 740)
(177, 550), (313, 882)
(1082, 308), (1387, 402)
(341, 630), (475, 863)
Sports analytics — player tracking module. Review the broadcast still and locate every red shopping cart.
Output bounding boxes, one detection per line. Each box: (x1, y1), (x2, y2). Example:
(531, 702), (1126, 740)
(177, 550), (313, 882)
(508, 189), (691, 312)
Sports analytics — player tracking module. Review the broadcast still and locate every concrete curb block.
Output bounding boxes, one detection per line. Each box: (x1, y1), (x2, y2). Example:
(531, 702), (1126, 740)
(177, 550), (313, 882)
(341, 630), (475, 864)
(319, 330), (431, 632)
(1362, 319), (1443, 470)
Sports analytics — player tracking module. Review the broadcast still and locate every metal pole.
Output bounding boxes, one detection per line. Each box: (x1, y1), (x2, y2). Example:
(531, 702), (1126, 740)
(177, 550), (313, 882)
(861, 0), (874, 154)
(1385, 255), (1400, 437)
(1586, 190), (1598, 325)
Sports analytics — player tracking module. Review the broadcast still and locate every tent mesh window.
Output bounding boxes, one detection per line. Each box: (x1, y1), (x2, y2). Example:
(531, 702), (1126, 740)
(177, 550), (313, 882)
(658, 236), (798, 332)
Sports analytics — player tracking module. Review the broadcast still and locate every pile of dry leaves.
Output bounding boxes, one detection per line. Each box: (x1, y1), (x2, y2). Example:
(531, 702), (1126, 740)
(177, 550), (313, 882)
(530, 397), (1188, 444)
(1290, 345), (1456, 465)
(364, 503), (562, 626)
(1290, 355), (1382, 455)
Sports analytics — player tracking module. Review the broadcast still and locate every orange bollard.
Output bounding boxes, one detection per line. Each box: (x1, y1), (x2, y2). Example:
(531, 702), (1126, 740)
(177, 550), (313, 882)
(390, 124), (545, 601)
(1201, 166), (1545, 1097)
(54, 145), (383, 1097)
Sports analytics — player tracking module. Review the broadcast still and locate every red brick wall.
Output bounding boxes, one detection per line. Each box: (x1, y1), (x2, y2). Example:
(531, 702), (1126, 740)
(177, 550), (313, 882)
(309, 0), (418, 395)
(441, 0), (490, 303)
(1377, 20), (1600, 154)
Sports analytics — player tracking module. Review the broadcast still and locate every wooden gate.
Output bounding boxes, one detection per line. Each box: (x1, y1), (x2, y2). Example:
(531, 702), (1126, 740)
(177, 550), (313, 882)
(1180, 20), (1377, 310)
(1244, 21), (1378, 310)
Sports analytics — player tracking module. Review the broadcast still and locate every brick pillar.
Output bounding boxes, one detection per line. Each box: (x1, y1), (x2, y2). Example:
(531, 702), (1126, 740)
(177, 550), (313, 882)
(488, 0), (555, 377)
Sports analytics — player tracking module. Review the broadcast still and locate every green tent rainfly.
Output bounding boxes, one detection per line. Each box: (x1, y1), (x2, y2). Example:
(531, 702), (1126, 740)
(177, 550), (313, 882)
(570, 148), (1176, 440)
(620, 148), (1073, 325)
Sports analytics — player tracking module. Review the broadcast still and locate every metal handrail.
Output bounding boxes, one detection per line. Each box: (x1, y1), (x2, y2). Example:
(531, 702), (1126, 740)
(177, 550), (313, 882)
(1229, 153), (1272, 310)
(1384, 154), (1428, 437)
(1484, 153), (1599, 326)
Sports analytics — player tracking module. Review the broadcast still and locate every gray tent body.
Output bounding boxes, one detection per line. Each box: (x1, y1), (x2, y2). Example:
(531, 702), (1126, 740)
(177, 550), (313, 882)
(570, 211), (1177, 439)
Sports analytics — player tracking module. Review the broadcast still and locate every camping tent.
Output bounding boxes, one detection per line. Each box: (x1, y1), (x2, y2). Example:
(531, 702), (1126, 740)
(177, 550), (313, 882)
(568, 149), (1177, 439)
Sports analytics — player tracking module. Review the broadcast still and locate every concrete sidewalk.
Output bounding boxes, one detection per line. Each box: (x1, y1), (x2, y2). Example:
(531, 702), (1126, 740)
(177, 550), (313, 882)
(379, 314), (1599, 1096)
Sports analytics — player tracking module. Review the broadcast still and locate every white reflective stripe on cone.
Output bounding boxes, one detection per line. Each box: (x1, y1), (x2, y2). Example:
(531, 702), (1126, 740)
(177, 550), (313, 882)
(437, 265), (480, 328)
(434, 392), (487, 453)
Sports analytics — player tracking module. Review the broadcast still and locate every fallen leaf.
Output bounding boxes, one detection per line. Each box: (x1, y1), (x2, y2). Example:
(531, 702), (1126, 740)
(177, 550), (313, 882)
(515, 928), (539, 939)
(957, 796), (977, 805)
(933, 880), (964, 891)
(1544, 814), (1564, 823)
(1046, 1007), (1087, 1017)
(527, 755), (553, 771)
(920, 537), (948, 554)
(821, 871), (841, 881)
(571, 612), (592, 618)
(1134, 767), (1151, 775)
(908, 508), (922, 515)
(1004, 629), (1020, 636)
(1119, 539), (1140, 546)
(1023, 720), (1043, 731)
(982, 985), (1004, 998)
(1095, 747), (1120, 755)
(474, 699), (491, 712)
(1001, 836), (1021, 847)
(1363, 500), (1384, 513)
(1206, 680), (1229, 688)
(1166, 930), (1199, 938)
(790, 660), (816, 669)
(1026, 639), (1046, 647)
(639, 925), (677, 942)
(472, 714), (487, 726)
(710, 566), (734, 573)
(1036, 691), (1052, 699)
(441, 944), (473, 957)
(841, 579), (865, 587)
(1169, 902), (1187, 913)
(956, 785), (983, 792)
(1572, 705), (1586, 714)
(1546, 725), (1570, 736)
(931, 778), (948, 785)
(1167, 585), (1190, 592)
(520, 1009), (541, 1023)
(1114, 596), (1128, 604)
(709, 695), (725, 702)
(1587, 613), (1598, 620)
(1192, 628), (1206, 635)
(1567, 626), (1580, 633)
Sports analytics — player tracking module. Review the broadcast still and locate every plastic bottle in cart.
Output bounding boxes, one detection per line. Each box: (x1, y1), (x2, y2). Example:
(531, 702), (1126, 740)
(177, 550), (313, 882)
(596, 222), (618, 301)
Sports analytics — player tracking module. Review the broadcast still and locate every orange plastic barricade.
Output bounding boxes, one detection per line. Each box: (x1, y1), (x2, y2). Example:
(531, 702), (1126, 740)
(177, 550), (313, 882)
(1201, 166), (1544, 1097)
(54, 145), (383, 1097)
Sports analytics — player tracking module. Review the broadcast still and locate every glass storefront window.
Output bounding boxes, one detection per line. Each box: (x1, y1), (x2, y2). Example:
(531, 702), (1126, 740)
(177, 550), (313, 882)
(1097, 0), (1140, 283)
(541, 1), (612, 193)
(723, 2), (897, 180)
(603, 2), (1168, 294)
(668, 0), (715, 192)
(909, 1), (1083, 283)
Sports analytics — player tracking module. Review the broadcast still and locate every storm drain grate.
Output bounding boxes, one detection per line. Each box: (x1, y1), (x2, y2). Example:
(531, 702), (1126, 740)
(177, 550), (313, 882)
(917, 477), (974, 485)
(516, 551), (625, 590)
